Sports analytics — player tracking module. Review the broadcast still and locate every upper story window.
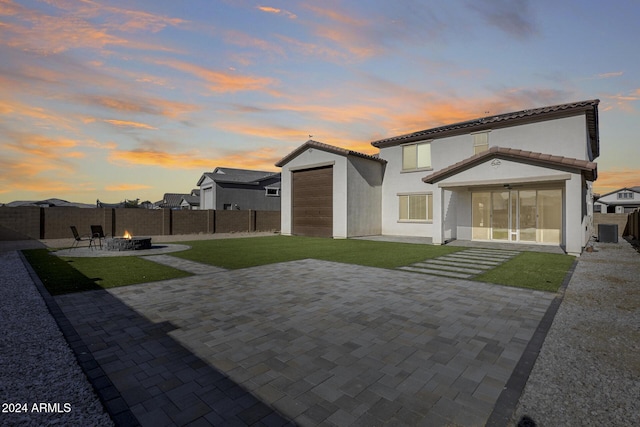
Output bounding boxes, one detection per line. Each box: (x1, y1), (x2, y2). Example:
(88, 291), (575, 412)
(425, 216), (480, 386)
(473, 131), (489, 155)
(617, 191), (634, 200)
(402, 141), (431, 171)
(266, 188), (280, 197)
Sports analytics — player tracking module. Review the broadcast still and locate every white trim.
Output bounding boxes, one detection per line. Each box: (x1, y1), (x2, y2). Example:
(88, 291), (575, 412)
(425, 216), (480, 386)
(287, 161), (335, 172)
(438, 173), (572, 189)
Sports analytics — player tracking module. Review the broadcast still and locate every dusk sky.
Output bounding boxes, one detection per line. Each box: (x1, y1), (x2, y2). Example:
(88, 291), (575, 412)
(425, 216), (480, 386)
(1, 0), (639, 204)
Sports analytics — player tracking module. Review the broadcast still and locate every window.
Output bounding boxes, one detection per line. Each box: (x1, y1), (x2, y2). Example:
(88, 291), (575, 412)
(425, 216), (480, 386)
(473, 132), (489, 154)
(402, 141), (431, 171)
(617, 191), (634, 199)
(265, 188), (280, 197)
(399, 194), (433, 221)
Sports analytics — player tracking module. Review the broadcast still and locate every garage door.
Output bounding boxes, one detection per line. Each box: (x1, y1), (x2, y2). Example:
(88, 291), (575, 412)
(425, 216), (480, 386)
(292, 166), (333, 237)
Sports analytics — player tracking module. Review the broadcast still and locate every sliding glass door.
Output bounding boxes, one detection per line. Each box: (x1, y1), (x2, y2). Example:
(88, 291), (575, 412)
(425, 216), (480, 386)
(471, 188), (562, 244)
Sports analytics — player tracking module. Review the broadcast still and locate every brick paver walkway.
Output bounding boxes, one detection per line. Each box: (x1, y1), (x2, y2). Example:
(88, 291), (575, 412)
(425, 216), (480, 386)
(55, 258), (555, 426)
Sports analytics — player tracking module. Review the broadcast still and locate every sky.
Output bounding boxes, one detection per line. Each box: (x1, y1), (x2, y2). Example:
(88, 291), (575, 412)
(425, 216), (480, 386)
(1, 0), (639, 205)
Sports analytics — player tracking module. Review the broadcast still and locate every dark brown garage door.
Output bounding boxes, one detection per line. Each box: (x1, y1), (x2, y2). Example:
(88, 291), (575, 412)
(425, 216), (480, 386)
(292, 166), (333, 238)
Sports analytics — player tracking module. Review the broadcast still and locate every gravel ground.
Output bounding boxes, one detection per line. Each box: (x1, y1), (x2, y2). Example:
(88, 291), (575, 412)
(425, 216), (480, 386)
(0, 250), (113, 427)
(512, 239), (640, 426)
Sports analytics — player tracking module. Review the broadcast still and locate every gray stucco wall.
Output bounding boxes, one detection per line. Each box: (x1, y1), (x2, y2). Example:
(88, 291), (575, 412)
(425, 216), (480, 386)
(214, 178), (281, 211)
(346, 156), (383, 237)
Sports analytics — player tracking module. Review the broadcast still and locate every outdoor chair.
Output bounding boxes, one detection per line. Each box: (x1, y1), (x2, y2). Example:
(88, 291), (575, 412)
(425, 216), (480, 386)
(70, 226), (93, 250)
(90, 225), (107, 249)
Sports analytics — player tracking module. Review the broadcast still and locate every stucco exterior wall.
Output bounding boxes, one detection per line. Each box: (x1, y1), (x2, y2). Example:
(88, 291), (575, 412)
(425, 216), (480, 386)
(378, 116), (589, 239)
(346, 156), (383, 237)
(214, 179), (281, 211)
(200, 177), (215, 210)
(432, 158), (586, 254)
(279, 148), (348, 237)
(378, 146), (436, 237)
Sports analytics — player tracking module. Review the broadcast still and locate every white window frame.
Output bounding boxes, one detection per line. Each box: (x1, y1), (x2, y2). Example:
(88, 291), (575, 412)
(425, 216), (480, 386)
(398, 193), (433, 222)
(617, 191), (633, 200)
(265, 188), (280, 197)
(472, 131), (490, 155)
(402, 141), (432, 171)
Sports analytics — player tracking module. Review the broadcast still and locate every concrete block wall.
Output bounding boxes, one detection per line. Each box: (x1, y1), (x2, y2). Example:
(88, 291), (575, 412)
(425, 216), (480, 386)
(255, 211), (280, 231)
(0, 207), (41, 239)
(43, 207), (108, 239)
(113, 208), (169, 237)
(0, 207), (281, 240)
(593, 213), (629, 237)
(215, 210), (251, 233)
(172, 210), (210, 235)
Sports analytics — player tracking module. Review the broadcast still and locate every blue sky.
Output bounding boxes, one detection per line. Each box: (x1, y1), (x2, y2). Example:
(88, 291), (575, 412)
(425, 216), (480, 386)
(1, 0), (638, 204)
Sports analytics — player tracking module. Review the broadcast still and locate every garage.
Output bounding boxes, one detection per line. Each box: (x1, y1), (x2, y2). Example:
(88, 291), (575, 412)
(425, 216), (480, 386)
(292, 166), (333, 237)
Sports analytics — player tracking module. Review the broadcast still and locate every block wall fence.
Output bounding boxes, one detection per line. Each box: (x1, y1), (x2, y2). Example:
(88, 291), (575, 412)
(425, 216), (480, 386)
(0, 207), (280, 240)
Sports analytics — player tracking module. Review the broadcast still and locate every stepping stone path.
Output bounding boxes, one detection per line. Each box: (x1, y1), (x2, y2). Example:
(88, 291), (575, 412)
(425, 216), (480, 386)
(398, 248), (521, 279)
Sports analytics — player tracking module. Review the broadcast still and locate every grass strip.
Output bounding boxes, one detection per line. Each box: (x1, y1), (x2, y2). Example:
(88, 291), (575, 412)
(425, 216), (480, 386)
(474, 251), (575, 292)
(170, 235), (463, 269)
(22, 249), (192, 295)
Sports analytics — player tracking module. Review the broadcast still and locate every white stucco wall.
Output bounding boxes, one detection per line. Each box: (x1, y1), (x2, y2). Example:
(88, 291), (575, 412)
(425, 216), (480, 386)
(431, 158), (586, 254)
(279, 148), (348, 238)
(199, 176), (215, 210)
(378, 146), (436, 237)
(379, 114), (591, 243)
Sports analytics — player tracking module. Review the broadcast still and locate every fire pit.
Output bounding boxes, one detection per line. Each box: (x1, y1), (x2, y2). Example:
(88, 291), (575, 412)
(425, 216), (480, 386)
(104, 231), (152, 251)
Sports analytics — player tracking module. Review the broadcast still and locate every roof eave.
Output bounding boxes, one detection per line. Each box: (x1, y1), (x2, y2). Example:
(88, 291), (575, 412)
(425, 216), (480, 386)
(372, 100), (600, 149)
(423, 149), (597, 184)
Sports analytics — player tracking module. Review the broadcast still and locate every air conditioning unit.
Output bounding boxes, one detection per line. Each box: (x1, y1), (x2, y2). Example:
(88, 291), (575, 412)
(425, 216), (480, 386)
(598, 224), (618, 243)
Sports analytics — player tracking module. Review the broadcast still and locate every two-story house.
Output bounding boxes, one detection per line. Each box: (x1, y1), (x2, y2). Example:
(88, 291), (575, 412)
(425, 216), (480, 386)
(197, 167), (281, 211)
(594, 187), (640, 213)
(276, 100), (600, 256)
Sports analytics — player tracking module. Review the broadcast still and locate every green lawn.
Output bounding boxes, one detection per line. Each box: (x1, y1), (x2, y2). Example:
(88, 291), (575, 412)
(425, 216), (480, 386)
(22, 249), (192, 295)
(23, 235), (575, 295)
(475, 251), (575, 292)
(170, 235), (462, 269)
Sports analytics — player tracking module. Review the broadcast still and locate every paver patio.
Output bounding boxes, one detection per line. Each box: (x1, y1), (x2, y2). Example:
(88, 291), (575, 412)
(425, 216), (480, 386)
(54, 257), (555, 426)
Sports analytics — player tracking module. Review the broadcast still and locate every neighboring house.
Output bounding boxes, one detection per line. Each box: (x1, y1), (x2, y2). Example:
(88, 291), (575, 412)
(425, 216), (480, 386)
(6, 198), (95, 208)
(276, 100), (600, 256)
(180, 189), (201, 210)
(197, 167), (281, 211)
(594, 187), (640, 213)
(156, 193), (191, 209)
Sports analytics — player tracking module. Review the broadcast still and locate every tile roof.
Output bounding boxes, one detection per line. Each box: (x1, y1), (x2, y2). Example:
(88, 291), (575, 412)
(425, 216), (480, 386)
(371, 99), (600, 158)
(422, 146), (598, 184)
(275, 140), (387, 167)
(181, 195), (200, 206)
(161, 193), (190, 207)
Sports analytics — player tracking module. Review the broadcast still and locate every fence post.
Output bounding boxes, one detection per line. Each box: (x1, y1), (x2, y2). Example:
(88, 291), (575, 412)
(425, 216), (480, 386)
(39, 207), (45, 239)
(249, 210), (256, 232)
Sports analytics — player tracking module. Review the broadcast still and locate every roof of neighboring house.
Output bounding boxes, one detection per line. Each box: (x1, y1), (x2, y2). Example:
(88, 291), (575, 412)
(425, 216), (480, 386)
(159, 193), (190, 208)
(5, 198), (95, 208)
(596, 186), (640, 199)
(371, 99), (600, 158)
(275, 140), (387, 167)
(180, 195), (200, 206)
(422, 146), (598, 184)
(197, 168), (280, 186)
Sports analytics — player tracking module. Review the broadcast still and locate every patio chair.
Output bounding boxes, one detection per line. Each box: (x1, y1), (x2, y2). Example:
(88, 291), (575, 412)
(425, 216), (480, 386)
(90, 225), (107, 249)
(70, 226), (93, 250)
